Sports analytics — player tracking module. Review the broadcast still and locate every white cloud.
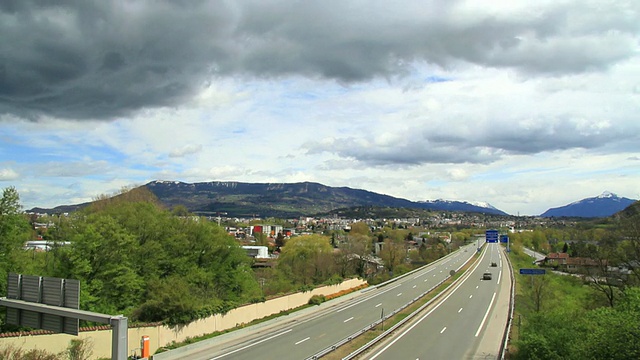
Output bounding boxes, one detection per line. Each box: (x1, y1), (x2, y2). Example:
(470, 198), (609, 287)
(169, 144), (203, 158)
(0, 168), (19, 181)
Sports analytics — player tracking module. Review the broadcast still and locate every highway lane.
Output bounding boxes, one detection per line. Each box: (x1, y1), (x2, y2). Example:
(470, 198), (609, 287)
(364, 243), (508, 360)
(167, 242), (481, 360)
(523, 247), (545, 262)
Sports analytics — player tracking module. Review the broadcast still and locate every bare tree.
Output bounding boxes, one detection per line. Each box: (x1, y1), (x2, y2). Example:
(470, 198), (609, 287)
(581, 237), (624, 307)
(528, 275), (550, 313)
(617, 212), (640, 286)
(336, 233), (371, 277)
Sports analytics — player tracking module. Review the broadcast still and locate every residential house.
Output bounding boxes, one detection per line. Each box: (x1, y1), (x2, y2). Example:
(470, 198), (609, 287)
(544, 252), (570, 267)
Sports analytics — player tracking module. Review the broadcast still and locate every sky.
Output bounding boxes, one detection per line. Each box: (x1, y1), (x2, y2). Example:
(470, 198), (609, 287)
(1, 0), (639, 216)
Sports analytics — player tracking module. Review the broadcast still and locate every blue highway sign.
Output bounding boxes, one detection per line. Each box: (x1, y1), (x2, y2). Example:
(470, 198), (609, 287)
(519, 268), (546, 275)
(485, 229), (499, 243)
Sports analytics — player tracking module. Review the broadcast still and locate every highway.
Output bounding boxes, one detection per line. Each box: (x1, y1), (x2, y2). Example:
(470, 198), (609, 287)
(523, 247), (546, 262)
(362, 243), (510, 360)
(159, 242), (481, 360)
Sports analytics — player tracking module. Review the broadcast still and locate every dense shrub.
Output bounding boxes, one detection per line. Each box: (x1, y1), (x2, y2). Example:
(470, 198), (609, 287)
(308, 295), (326, 305)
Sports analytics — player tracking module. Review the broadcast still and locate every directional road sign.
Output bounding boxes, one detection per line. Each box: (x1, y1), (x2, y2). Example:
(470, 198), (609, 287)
(519, 268), (546, 275)
(485, 229), (499, 243)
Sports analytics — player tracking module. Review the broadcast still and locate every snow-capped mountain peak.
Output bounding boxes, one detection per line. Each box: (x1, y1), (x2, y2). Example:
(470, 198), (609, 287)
(417, 199), (503, 214)
(598, 191), (616, 199)
(542, 192), (636, 218)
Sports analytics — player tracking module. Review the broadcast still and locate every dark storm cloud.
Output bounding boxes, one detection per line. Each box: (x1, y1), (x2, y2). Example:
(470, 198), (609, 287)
(0, 1), (235, 120)
(1, 0), (637, 120)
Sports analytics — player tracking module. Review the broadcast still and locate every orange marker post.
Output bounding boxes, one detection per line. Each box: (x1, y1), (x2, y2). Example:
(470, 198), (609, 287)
(141, 335), (150, 358)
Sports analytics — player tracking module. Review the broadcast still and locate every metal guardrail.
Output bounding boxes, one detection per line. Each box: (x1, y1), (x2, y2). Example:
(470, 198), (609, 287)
(362, 243), (473, 291)
(305, 244), (483, 360)
(499, 248), (516, 360)
(306, 277), (450, 360)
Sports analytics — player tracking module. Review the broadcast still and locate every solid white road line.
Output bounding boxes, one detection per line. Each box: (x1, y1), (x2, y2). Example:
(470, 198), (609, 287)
(475, 292), (497, 337)
(369, 248), (489, 359)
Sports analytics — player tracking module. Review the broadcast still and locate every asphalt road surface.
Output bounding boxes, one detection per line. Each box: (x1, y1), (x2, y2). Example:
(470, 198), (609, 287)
(158, 242), (481, 360)
(362, 243), (510, 360)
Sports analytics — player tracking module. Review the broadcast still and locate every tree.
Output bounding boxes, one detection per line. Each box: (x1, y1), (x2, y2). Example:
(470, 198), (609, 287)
(0, 186), (21, 215)
(349, 222), (370, 236)
(275, 232), (286, 250)
(616, 208), (640, 285)
(278, 234), (333, 285)
(171, 205), (191, 217)
(47, 197), (262, 324)
(529, 275), (550, 313)
(334, 233), (371, 277)
(255, 231), (269, 247)
(581, 236), (624, 307)
(0, 187), (32, 297)
(418, 242), (428, 262)
(379, 238), (406, 274)
(59, 215), (144, 313)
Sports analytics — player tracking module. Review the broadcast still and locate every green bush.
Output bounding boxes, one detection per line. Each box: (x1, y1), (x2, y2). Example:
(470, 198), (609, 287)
(323, 274), (344, 285)
(308, 295), (326, 306)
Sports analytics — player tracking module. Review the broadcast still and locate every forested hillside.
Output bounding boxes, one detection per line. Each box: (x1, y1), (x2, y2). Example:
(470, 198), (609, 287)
(1, 187), (264, 326)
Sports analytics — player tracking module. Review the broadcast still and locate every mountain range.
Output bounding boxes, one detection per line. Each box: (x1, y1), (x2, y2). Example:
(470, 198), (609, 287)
(540, 192), (637, 218)
(143, 181), (508, 217)
(28, 181), (637, 219)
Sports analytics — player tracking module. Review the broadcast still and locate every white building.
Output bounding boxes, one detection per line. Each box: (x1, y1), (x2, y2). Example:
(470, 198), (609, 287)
(241, 246), (270, 259)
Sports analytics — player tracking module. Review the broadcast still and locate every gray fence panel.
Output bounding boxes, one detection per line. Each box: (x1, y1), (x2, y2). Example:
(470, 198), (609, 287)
(64, 278), (80, 309)
(7, 273), (20, 299)
(42, 277), (64, 306)
(42, 313), (63, 333)
(6, 308), (19, 326)
(64, 316), (79, 336)
(21, 275), (41, 303)
(20, 310), (40, 329)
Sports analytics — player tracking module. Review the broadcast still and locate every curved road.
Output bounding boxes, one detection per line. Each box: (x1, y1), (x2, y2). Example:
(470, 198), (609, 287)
(362, 243), (510, 360)
(159, 242), (482, 360)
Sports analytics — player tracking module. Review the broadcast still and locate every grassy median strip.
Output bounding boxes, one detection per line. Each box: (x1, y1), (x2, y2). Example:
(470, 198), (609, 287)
(322, 256), (476, 359)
